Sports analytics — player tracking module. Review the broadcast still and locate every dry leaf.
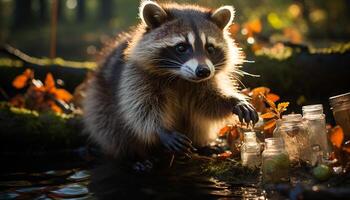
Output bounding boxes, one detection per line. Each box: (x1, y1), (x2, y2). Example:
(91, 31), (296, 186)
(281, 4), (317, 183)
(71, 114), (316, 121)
(330, 126), (344, 148)
(251, 87), (270, 96)
(260, 112), (276, 119)
(277, 102), (290, 112)
(266, 93), (280, 102)
(12, 69), (33, 89)
(54, 89), (73, 102)
(266, 98), (276, 110)
(230, 126), (240, 140)
(263, 119), (277, 130)
(217, 151), (232, 159)
(219, 125), (230, 137)
(45, 73), (56, 91)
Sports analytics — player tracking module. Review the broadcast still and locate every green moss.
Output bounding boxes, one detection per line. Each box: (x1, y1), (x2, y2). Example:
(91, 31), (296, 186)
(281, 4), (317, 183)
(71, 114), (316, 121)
(0, 103), (86, 153)
(201, 159), (259, 183)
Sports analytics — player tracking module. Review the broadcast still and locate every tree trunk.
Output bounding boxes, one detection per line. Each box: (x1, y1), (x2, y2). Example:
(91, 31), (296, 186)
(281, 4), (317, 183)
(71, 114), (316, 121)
(77, 0), (85, 22)
(100, 0), (113, 22)
(13, 0), (33, 28)
(39, 0), (48, 23)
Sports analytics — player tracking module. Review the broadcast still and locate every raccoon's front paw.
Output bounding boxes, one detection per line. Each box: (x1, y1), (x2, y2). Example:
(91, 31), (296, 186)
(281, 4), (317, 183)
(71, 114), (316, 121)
(159, 130), (196, 155)
(233, 101), (259, 125)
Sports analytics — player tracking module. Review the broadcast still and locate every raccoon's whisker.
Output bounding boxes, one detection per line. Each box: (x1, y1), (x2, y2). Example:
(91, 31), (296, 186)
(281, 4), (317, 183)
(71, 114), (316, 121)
(151, 58), (183, 67)
(184, 66), (195, 73)
(230, 74), (247, 89)
(159, 66), (181, 69)
(234, 68), (260, 77)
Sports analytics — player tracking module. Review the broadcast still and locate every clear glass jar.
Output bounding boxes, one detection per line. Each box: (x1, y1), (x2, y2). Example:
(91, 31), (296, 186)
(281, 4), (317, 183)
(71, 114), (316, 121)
(262, 138), (290, 183)
(241, 132), (261, 168)
(329, 92), (350, 141)
(302, 104), (331, 161)
(273, 114), (312, 165)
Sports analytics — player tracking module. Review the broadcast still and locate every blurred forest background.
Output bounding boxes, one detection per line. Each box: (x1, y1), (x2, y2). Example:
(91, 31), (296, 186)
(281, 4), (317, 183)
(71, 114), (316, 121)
(1, 0), (349, 60)
(0, 0), (349, 121)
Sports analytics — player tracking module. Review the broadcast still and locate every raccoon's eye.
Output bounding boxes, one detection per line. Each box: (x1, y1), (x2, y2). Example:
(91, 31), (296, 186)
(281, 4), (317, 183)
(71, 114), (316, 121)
(175, 43), (191, 54)
(206, 44), (216, 54)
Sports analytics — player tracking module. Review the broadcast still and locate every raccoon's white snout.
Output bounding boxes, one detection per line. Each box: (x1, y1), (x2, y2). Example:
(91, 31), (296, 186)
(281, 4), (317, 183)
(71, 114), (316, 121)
(180, 58), (215, 82)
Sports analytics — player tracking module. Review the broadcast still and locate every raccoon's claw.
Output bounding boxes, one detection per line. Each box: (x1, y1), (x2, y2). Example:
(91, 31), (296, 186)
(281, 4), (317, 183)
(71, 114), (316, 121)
(159, 130), (196, 155)
(233, 102), (259, 125)
(132, 160), (153, 173)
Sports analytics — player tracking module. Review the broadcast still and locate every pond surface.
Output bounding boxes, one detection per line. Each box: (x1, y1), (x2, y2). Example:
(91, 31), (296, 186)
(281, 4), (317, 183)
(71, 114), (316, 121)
(0, 155), (268, 200)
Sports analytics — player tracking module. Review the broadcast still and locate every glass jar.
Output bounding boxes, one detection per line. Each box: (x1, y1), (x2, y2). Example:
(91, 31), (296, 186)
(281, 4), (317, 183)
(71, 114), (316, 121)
(302, 104), (331, 161)
(241, 132), (261, 169)
(273, 114), (312, 165)
(329, 92), (350, 141)
(262, 138), (290, 183)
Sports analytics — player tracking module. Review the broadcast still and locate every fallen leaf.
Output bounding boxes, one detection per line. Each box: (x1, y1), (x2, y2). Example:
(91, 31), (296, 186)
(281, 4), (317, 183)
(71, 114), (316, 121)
(260, 112), (276, 119)
(251, 87), (270, 96)
(230, 126), (240, 140)
(263, 119), (277, 130)
(219, 125), (230, 137)
(45, 73), (56, 92)
(266, 93), (280, 102)
(12, 69), (33, 89)
(54, 89), (73, 102)
(265, 98), (276, 110)
(330, 126), (344, 148)
(217, 151), (232, 159)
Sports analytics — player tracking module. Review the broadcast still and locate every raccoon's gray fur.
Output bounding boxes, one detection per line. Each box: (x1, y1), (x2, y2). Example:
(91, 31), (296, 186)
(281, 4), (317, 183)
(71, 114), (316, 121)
(83, 1), (258, 160)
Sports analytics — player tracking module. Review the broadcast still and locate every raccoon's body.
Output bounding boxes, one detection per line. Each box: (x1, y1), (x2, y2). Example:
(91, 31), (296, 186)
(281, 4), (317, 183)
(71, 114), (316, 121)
(84, 1), (258, 163)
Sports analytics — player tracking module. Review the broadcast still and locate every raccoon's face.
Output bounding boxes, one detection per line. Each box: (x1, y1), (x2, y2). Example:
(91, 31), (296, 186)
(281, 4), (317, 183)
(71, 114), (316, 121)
(130, 1), (239, 83)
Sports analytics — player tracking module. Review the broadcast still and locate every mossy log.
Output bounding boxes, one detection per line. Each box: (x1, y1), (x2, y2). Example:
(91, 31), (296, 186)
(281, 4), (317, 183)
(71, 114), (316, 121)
(0, 103), (86, 155)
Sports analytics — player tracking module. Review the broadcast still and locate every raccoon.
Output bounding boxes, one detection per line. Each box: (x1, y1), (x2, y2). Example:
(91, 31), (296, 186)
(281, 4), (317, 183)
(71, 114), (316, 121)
(84, 1), (258, 169)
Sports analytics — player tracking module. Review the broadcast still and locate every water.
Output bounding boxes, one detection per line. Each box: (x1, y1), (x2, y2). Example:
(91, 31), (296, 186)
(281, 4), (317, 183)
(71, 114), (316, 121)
(0, 158), (268, 200)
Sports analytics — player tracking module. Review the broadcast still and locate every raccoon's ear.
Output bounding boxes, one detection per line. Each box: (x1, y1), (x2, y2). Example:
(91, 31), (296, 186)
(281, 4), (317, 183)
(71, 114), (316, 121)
(139, 1), (167, 28)
(211, 6), (235, 30)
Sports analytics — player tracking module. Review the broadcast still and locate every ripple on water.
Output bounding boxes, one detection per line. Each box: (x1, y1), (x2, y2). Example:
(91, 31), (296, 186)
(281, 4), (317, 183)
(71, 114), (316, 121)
(68, 170), (90, 181)
(50, 183), (89, 198)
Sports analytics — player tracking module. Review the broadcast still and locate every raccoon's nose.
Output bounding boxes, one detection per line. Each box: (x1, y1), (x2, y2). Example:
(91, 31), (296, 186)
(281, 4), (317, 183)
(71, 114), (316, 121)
(195, 65), (211, 78)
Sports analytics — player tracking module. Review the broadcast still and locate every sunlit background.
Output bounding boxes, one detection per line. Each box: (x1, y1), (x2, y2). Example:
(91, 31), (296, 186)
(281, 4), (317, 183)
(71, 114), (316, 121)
(1, 0), (349, 60)
(0, 0), (349, 119)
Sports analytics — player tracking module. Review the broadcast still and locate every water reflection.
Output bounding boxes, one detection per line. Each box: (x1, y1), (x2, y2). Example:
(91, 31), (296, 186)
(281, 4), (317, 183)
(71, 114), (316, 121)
(89, 159), (266, 200)
(0, 159), (267, 200)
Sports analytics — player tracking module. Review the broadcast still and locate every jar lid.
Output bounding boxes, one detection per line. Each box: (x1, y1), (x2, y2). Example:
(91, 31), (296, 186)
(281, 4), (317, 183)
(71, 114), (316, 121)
(329, 92), (350, 108)
(282, 114), (302, 122)
(302, 104), (324, 116)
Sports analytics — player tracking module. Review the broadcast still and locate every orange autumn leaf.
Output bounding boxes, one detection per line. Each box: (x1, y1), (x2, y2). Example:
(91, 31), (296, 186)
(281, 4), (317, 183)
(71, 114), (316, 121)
(229, 23), (240, 36)
(45, 73), (56, 91)
(48, 100), (62, 113)
(230, 126), (240, 140)
(266, 93), (280, 102)
(265, 98), (276, 110)
(251, 87), (270, 96)
(260, 112), (276, 119)
(243, 19), (262, 37)
(264, 119), (277, 130)
(217, 151), (232, 159)
(54, 89), (73, 102)
(330, 126), (344, 148)
(12, 69), (33, 89)
(277, 102), (290, 112)
(219, 125), (230, 137)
